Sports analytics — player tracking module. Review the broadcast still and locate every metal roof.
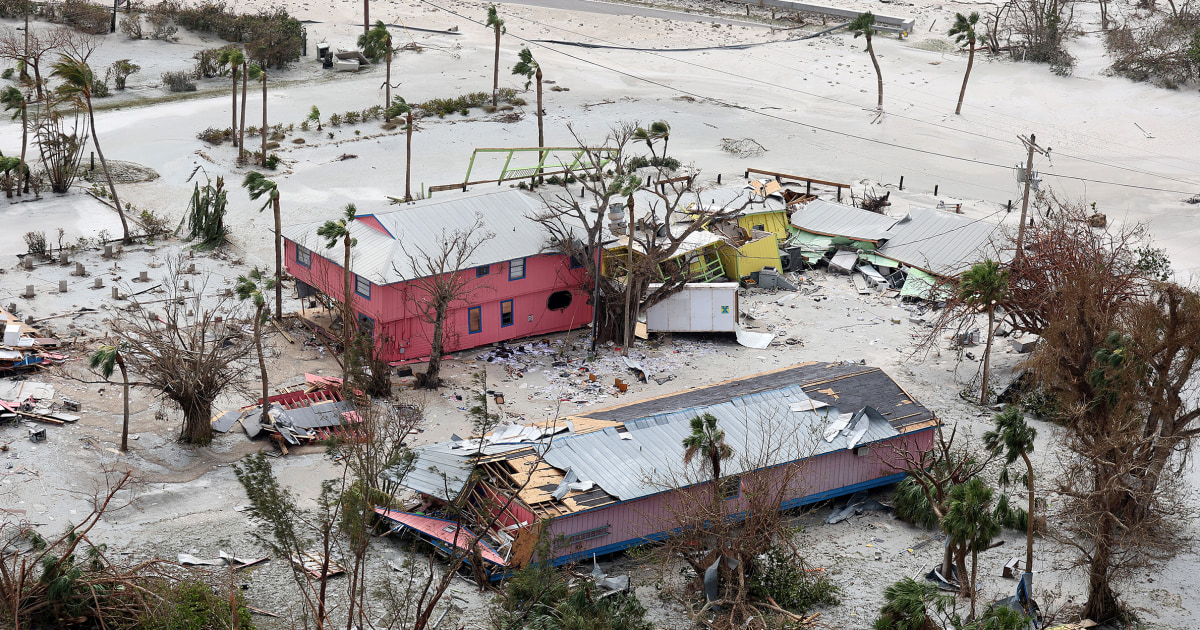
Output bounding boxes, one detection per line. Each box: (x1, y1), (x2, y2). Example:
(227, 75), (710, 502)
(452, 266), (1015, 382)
(280, 189), (580, 285)
(789, 199), (898, 242)
(621, 186), (786, 224)
(383, 441), (476, 502)
(541, 385), (899, 501)
(877, 206), (1008, 276)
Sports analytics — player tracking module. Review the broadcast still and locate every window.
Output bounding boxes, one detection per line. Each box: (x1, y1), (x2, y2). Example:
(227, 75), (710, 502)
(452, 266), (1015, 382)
(557, 525), (611, 547)
(354, 274), (371, 299)
(509, 258), (526, 281)
(468, 306), (482, 334)
(296, 245), (312, 268)
(357, 314), (374, 338)
(500, 300), (514, 327)
(752, 224), (765, 231)
(718, 476), (741, 501)
(569, 255), (584, 269)
(547, 290), (572, 311)
(476, 265), (491, 277)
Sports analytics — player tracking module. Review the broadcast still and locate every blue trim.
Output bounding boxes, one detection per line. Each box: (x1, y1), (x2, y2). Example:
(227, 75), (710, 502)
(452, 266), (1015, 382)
(500, 299), (514, 327)
(354, 274), (371, 299)
(355, 214), (396, 238)
(548, 471), (911, 566)
(294, 244), (312, 268)
(357, 313), (375, 339)
(508, 258), (526, 281)
(476, 265), (491, 277)
(569, 255), (584, 269)
(468, 306), (482, 334)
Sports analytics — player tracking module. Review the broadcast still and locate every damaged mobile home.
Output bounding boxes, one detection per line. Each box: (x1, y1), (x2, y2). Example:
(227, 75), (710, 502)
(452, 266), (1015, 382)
(377, 362), (936, 575)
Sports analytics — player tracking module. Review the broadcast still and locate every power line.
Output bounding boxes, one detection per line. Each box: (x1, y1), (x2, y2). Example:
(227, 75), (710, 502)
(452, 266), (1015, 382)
(414, 0), (1200, 196)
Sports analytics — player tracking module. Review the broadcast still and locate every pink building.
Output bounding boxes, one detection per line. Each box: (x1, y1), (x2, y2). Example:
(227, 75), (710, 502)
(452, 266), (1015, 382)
(280, 190), (592, 363)
(378, 363), (938, 572)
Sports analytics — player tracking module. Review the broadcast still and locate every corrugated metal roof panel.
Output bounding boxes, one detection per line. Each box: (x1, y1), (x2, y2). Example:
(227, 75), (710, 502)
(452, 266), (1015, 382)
(789, 199), (898, 242)
(878, 206), (1008, 276)
(280, 189), (582, 285)
(543, 385), (899, 501)
(384, 442), (476, 502)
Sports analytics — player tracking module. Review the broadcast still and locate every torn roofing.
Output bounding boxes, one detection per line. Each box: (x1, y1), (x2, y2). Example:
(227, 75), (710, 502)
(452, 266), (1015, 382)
(876, 206), (1008, 276)
(383, 442), (476, 502)
(542, 385), (899, 502)
(280, 188), (584, 286)
(790, 198), (898, 243)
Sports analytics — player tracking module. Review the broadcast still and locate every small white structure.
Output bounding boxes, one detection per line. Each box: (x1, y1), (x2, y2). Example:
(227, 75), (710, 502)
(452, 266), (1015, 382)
(645, 283), (738, 333)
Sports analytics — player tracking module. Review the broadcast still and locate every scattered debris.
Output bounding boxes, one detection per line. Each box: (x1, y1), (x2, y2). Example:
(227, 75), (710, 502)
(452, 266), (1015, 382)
(290, 550), (346, 579)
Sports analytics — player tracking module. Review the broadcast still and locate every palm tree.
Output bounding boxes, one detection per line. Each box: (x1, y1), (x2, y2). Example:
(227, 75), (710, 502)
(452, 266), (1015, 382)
(242, 172), (284, 320)
(983, 406), (1038, 580)
(512, 47), (544, 174)
(235, 267), (277, 428)
(89, 343), (131, 452)
(387, 97), (414, 201)
(1, 86), (27, 196)
(308, 105), (322, 131)
(317, 204), (359, 388)
(248, 62), (267, 167)
(239, 59), (248, 163)
(358, 21), (395, 120)
(849, 12), (884, 111)
(362, 0), (370, 35)
(486, 6), (505, 107)
(52, 55), (129, 243)
(959, 259), (1009, 405)
(217, 47), (244, 149)
(682, 412), (734, 483)
(943, 477), (1001, 620)
(948, 12), (980, 115)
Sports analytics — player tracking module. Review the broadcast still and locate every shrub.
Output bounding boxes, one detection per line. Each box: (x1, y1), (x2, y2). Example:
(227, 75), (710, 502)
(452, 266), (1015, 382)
(107, 59), (141, 90)
(343, 110), (359, 125)
(749, 547), (841, 615)
(24, 230), (46, 257)
(162, 71), (196, 92)
(264, 153), (280, 169)
(196, 127), (232, 144)
(299, 120), (309, 131)
(175, 3), (302, 70)
(137, 579), (256, 630)
(119, 14), (145, 39)
(328, 113), (341, 126)
(1, 68), (11, 80)
(92, 79), (109, 98)
(58, 0), (110, 34)
(147, 0), (179, 41)
(193, 46), (235, 79)
(139, 206), (172, 237)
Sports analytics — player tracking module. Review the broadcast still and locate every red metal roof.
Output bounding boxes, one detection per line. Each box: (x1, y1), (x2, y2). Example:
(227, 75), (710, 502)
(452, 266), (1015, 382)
(375, 508), (508, 566)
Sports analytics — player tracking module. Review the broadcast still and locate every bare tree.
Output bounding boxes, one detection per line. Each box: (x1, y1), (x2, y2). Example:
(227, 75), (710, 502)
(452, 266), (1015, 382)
(0, 26), (69, 102)
(395, 211), (496, 389)
(1004, 0), (1076, 73)
(531, 124), (741, 348)
(108, 257), (256, 445)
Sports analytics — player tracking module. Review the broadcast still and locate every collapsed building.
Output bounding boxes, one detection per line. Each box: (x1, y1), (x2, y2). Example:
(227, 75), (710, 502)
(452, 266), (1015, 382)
(376, 362), (936, 576)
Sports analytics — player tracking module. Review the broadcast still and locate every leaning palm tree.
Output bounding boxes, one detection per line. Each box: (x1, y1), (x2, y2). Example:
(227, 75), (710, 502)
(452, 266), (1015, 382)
(943, 477), (1001, 620)
(242, 171), (284, 320)
(317, 204), (359, 388)
(486, 6), (505, 107)
(948, 12), (981, 115)
(849, 12), (884, 111)
(52, 55), (129, 243)
(959, 259), (1009, 405)
(983, 406), (1038, 581)
(682, 412), (734, 484)
(512, 47), (544, 174)
(358, 21), (396, 120)
(217, 47), (244, 150)
(235, 267), (277, 428)
(89, 342), (131, 452)
(1, 86), (27, 196)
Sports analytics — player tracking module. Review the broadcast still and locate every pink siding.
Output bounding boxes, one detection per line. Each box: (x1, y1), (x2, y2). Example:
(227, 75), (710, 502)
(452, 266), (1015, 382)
(284, 240), (593, 362)
(543, 428), (935, 563)
(355, 215), (392, 237)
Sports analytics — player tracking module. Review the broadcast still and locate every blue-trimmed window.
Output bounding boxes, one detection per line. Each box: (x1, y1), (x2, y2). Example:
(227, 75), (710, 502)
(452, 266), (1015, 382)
(500, 300), (514, 327)
(357, 314), (374, 338)
(295, 245), (312, 268)
(569, 255), (584, 269)
(719, 476), (741, 501)
(476, 265), (490, 277)
(468, 306), (482, 334)
(354, 274), (371, 299)
(509, 258), (526, 281)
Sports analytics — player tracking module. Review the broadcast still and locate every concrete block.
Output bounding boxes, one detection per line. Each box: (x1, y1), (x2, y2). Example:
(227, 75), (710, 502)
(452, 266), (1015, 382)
(24, 284), (34, 298)
(103, 244), (113, 258)
(58, 251), (67, 265)
(73, 262), (85, 276)
(187, 263), (196, 274)
(94, 277), (103, 289)
(58, 280), (67, 293)
(21, 257), (32, 270)
(111, 286), (120, 300)
(183, 280), (190, 292)
(138, 270), (149, 282)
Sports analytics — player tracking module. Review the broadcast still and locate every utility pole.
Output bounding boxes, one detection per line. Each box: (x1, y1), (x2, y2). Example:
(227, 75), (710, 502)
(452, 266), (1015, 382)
(1016, 134), (1047, 262)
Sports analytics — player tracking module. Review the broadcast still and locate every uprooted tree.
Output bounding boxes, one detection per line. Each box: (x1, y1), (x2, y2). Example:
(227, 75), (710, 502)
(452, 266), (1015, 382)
(108, 256), (255, 445)
(531, 123), (741, 348)
(1002, 198), (1200, 622)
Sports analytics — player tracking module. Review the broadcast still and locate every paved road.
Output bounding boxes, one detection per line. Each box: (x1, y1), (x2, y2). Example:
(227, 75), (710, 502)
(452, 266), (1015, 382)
(497, 0), (771, 28)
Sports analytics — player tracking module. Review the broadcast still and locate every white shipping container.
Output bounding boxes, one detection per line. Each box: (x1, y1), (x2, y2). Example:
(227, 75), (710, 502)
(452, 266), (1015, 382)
(645, 283), (739, 333)
(3, 323), (19, 347)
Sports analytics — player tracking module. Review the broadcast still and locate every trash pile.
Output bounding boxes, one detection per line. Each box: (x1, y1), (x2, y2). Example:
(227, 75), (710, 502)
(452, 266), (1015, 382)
(211, 374), (366, 454)
(0, 380), (80, 445)
(1, 306), (67, 375)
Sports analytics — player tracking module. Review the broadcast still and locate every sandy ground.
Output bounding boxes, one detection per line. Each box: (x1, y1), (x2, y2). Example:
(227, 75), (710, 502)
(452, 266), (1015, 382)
(2, 0), (1200, 627)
